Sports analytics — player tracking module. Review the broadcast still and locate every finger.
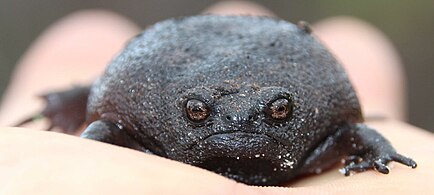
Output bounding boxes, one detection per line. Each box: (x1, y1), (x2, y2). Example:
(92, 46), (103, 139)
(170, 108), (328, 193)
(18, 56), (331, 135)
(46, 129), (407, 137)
(203, 0), (275, 16)
(0, 127), (297, 195)
(313, 17), (406, 120)
(0, 10), (140, 127)
(1, 118), (433, 193)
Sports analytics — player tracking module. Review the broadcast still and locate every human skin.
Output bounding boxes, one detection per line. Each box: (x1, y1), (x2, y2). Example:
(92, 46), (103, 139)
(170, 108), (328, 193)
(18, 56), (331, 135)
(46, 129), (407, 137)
(1, 121), (432, 194)
(0, 1), (433, 194)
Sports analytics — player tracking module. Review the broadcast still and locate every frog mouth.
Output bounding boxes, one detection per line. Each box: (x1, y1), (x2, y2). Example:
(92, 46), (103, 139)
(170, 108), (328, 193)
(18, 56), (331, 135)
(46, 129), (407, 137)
(189, 132), (293, 185)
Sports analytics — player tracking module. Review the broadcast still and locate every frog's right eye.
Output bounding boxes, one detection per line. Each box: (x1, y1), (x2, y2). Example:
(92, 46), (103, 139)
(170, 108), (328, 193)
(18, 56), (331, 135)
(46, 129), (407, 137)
(185, 99), (211, 122)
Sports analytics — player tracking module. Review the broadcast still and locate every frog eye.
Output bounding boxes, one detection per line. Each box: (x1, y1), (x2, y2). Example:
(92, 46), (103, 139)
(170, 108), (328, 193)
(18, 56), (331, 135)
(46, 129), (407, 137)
(185, 99), (211, 122)
(266, 98), (292, 121)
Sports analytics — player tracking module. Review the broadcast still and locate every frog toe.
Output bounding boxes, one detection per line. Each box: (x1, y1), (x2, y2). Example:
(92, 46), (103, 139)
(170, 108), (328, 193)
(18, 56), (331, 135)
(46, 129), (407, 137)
(343, 155), (362, 166)
(341, 156), (390, 176)
(342, 152), (416, 176)
(372, 152), (417, 173)
(341, 161), (372, 176)
(391, 153), (417, 168)
(373, 158), (390, 174)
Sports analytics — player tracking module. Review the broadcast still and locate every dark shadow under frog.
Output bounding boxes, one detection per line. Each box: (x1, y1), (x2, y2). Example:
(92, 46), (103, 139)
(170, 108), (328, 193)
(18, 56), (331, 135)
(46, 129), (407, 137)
(17, 15), (416, 186)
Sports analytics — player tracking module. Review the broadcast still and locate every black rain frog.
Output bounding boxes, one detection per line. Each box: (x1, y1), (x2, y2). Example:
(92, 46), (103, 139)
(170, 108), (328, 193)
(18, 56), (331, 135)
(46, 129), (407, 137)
(18, 15), (416, 186)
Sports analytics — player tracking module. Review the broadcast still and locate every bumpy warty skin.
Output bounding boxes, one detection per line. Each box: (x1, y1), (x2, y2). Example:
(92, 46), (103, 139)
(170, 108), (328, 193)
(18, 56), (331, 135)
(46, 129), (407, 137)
(87, 15), (363, 185)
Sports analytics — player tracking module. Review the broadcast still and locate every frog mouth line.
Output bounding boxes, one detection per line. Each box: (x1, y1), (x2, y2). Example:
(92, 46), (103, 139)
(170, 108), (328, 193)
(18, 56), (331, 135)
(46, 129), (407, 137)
(184, 131), (285, 152)
(188, 132), (293, 185)
(201, 131), (285, 146)
(188, 132), (290, 161)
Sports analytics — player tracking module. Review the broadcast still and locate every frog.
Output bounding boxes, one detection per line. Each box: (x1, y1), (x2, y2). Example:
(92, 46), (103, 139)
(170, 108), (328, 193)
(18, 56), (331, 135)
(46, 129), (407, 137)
(18, 15), (416, 186)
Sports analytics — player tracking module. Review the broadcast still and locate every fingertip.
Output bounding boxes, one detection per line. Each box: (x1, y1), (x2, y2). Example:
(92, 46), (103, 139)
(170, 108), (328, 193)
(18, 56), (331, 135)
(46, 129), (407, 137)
(16, 9), (140, 83)
(313, 16), (406, 120)
(203, 0), (275, 16)
(0, 9), (140, 126)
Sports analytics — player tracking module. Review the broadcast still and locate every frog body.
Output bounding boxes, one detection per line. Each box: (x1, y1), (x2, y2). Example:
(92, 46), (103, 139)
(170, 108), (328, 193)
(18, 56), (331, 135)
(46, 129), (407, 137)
(21, 15), (416, 185)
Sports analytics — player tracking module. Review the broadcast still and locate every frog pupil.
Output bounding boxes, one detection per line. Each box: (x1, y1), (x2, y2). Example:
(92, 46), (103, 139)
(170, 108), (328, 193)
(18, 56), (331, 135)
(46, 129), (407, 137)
(269, 98), (291, 120)
(186, 99), (210, 122)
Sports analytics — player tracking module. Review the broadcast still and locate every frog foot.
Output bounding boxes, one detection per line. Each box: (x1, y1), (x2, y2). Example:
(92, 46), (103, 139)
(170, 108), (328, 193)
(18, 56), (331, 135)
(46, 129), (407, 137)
(341, 152), (417, 176)
(15, 86), (90, 134)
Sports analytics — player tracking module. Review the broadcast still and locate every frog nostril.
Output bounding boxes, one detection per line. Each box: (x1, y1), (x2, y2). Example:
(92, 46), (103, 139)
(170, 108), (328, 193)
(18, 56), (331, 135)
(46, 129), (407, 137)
(224, 114), (256, 124)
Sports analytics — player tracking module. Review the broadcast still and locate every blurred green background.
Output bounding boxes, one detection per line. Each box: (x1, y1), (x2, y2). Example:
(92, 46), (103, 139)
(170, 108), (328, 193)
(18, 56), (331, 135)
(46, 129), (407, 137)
(0, 0), (433, 131)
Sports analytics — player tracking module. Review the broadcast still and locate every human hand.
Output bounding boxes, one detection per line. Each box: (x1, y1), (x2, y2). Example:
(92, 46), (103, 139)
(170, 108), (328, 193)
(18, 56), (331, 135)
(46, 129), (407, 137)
(1, 1), (433, 194)
(0, 121), (432, 194)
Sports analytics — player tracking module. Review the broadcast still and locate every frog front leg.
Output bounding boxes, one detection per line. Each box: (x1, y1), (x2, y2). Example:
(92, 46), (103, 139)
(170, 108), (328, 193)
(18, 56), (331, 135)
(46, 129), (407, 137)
(16, 86), (90, 134)
(298, 124), (417, 176)
(81, 120), (153, 154)
(339, 124), (417, 175)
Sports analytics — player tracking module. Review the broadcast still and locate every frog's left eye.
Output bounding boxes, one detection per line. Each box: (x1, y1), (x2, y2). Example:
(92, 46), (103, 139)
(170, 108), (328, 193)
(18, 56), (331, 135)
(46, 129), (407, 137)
(265, 98), (292, 121)
(185, 99), (211, 122)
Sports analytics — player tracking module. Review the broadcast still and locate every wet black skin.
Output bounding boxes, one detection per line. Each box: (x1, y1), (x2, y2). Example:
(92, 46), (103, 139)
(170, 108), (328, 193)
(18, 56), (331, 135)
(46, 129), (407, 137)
(19, 15), (416, 186)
